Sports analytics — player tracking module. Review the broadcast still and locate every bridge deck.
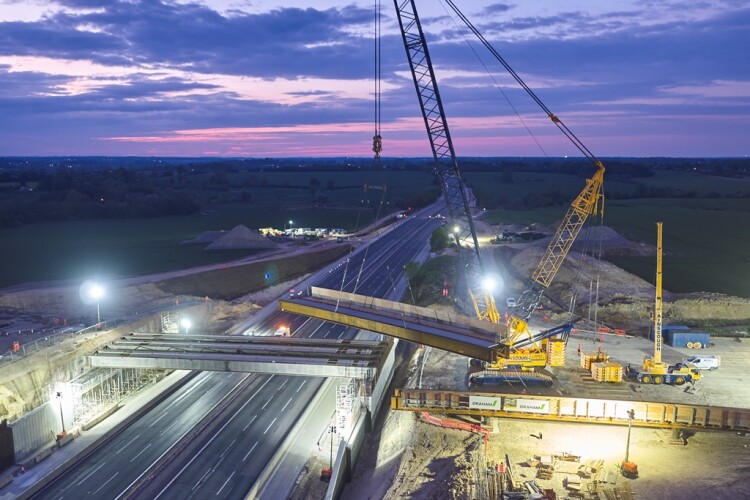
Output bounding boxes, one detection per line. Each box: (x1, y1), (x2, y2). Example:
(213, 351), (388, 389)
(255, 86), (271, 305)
(88, 333), (388, 378)
(280, 287), (503, 361)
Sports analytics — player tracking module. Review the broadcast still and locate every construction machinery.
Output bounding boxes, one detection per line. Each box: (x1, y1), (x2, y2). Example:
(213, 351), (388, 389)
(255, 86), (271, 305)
(394, 0), (604, 375)
(626, 223), (700, 385)
(620, 409), (639, 479)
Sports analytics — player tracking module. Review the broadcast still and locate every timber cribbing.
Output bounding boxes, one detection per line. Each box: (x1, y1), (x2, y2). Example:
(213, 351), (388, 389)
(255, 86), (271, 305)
(392, 389), (750, 432)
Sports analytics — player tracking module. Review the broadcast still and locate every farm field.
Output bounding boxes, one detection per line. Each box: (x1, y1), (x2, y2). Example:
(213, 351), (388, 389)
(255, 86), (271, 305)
(0, 169), (433, 288)
(475, 170), (750, 299)
(1, 165), (749, 298)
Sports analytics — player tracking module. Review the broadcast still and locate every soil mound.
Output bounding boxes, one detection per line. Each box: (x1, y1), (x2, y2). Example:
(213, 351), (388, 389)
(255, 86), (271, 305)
(205, 225), (277, 250)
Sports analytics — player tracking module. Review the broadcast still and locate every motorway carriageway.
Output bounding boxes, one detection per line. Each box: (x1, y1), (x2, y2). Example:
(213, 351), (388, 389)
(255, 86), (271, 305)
(32, 209), (440, 500)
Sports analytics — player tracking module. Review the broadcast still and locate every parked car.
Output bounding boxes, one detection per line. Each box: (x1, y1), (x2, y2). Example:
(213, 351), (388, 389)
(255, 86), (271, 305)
(506, 297), (517, 308)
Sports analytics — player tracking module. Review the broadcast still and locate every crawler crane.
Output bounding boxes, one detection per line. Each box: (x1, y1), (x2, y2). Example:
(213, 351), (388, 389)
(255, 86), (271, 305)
(394, 0), (604, 374)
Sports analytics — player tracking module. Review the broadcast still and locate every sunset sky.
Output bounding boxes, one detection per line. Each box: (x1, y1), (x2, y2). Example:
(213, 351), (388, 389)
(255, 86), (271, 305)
(0, 0), (747, 157)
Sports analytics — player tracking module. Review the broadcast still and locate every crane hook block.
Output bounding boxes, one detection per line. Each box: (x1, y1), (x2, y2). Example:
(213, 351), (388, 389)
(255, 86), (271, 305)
(372, 134), (383, 159)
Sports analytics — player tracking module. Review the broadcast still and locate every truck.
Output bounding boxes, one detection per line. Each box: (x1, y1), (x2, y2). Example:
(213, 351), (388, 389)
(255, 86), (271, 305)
(625, 365), (700, 386)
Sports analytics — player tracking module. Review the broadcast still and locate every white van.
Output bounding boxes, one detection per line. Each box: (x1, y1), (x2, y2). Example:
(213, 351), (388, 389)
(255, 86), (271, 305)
(506, 297), (517, 308)
(683, 355), (720, 371)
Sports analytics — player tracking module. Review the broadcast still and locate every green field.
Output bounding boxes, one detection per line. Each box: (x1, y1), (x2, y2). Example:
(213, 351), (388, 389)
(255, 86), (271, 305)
(0, 170), (433, 288)
(479, 170), (750, 298)
(2, 166), (749, 298)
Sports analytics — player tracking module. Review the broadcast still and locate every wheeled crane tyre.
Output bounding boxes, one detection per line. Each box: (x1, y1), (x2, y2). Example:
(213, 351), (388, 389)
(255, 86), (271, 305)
(674, 376), (686, 385)
(654, 375), (664, 384)
(641, 375), (652, 384)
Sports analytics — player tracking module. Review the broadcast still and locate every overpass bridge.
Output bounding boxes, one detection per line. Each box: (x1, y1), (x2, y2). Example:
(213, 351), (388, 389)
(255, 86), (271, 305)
(88, 333), (388, 379)
(279, 287), (571, 362)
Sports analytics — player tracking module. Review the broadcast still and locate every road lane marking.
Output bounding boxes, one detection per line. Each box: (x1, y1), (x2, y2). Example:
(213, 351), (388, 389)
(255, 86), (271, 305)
(242, 415), (257, 431)
(76, 463), (105, 486)
(263, 417), (277, 435)
(277, 379), (288, 391)
(242, 441), (259, 462)
(152, 375), (272, 499)
(150, 410), (169, 427)
(281, 397), (293, 412)
(92, 472), (118, 495)
(191, 469), (211, 492)
(160, 419), (179, 435)
(220, 438), (236, 458)
(261, 397), (273, 410)
(296, 380), (306, 392)
(116, 435), (140, 454)
(129, 442), (151, 463)
(216, 471), (235, 496)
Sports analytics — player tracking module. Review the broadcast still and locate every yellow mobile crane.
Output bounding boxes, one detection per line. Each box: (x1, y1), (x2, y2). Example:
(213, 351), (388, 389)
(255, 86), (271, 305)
(626, 223), (700, 385)
(395, 0), (604, 374)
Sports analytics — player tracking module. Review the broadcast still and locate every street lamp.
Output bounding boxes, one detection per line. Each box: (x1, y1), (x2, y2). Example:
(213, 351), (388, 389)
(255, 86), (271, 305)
(180, 317), (192, 334)
(55, 391), (65, 434)
(329, 425), (337, 469)
(90, 283), (104, 325)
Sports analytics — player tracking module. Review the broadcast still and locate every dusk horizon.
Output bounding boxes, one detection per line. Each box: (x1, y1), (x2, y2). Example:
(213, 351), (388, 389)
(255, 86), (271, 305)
(1, 1), (748, 158)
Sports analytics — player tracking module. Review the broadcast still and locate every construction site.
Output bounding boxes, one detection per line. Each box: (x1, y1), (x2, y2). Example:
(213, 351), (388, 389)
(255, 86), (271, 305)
(1, 2), (749, 500)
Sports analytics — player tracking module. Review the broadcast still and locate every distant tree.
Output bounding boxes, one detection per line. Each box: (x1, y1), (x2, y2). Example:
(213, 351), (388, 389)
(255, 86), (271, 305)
(207, 170), (229, 189)
(238, 190), (254, 203)
(430, 227), (452, 252)
(502, 168), (514, 183)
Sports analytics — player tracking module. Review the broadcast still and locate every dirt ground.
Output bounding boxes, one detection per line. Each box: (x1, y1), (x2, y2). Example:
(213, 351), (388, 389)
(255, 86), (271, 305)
(343, 338), (750, 500)
(339, 222), (750, 500)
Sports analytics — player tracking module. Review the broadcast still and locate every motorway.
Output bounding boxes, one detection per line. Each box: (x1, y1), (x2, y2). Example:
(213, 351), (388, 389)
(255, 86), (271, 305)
(32, 209), (440, 499)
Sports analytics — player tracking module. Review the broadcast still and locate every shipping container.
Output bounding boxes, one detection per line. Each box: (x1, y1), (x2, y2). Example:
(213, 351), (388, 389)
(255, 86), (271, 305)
(666, 331), (710, 348)
(663, 325), (691, 332)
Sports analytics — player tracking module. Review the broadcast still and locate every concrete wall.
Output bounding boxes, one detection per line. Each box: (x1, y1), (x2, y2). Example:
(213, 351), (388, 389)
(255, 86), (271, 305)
(10, 403), (57, 463)
(0, 312), (165, 423)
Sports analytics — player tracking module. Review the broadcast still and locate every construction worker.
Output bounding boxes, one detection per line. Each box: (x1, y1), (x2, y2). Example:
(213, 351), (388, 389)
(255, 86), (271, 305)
(577, 344), (581, 356)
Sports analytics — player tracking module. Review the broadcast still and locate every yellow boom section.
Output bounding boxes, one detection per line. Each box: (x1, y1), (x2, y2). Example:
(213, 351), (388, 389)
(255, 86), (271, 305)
(506, 161), (605, 346)
(531, 161), (605, 288)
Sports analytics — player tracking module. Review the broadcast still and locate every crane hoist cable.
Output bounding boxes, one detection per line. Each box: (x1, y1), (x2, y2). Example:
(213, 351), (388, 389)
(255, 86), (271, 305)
(443, 0), (603, 170)
(437, 0), (549, 158)
(346, 0), (385, 293)
(372, 0), (383, 160)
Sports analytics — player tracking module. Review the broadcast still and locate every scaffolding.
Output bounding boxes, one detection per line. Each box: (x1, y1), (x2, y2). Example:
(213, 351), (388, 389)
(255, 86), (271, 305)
(51, 367), (166, 425)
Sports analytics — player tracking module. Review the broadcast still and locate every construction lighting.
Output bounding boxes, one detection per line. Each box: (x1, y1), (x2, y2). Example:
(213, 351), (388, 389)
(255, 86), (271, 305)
(482, 276), (497, 292)
(453, 225), (460, 233)
(181, 318), (192, 334)
(90, 282), (105, 324)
